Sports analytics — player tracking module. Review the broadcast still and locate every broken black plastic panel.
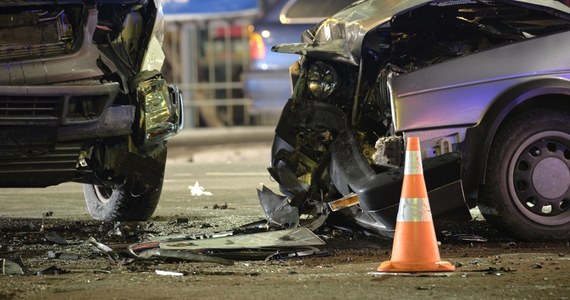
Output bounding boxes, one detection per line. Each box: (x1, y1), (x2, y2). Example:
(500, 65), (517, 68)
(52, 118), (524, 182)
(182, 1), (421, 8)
(330, 129), (471, 230)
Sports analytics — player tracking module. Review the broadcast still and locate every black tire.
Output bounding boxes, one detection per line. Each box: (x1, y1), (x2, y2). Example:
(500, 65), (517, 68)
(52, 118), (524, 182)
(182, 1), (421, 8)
(83, 178), (163, 221)
(83, 153), (166, 221)
(479, 109), (570, 240)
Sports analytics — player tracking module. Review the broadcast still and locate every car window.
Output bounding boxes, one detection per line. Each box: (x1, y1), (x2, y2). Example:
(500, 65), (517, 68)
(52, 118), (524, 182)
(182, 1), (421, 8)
(281, 0), (355, 24)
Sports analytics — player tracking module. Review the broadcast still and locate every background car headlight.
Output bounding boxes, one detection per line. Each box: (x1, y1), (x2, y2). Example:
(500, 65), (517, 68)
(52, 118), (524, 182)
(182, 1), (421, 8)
(307, 62), (337, 100)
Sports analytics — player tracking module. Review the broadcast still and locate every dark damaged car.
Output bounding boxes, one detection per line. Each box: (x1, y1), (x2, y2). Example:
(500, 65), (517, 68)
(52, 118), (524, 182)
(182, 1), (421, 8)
(268, 0), (570, 240)
(0, 1), (182, 221)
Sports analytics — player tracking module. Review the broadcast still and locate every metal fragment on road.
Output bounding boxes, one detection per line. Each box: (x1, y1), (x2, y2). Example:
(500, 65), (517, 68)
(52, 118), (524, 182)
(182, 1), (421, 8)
(160, 227), (324, 251)
(452, 234), (487, 243)
(88, 236), (119, 262)
(257, 185), (299, 228)
(264, 246), (329, 261)
(136, 248), (234, 265)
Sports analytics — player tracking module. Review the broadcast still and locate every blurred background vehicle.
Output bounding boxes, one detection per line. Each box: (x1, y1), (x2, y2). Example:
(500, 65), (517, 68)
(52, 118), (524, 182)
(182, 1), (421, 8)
(243, 0), (356, 124)
(161, 0), (355, 127)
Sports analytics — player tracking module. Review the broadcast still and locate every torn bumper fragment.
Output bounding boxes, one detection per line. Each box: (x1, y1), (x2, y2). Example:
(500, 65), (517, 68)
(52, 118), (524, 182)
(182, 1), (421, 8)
(329, 130), (471, 232)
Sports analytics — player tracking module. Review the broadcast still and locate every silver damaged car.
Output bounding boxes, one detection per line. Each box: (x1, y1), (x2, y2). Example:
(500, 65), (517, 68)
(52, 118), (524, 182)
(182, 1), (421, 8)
(0, 0), (183, 221)
(269, 0), (570, 240)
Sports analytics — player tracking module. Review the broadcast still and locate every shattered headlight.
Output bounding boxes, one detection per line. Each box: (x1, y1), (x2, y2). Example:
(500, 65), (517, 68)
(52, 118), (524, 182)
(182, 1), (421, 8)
(136, 77), (183, 144)
(306, 62), (337, 100)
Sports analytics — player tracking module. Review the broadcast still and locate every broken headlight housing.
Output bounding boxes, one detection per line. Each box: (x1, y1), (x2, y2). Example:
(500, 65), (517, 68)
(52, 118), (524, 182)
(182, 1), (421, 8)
(135, 77), (183, 145)
(307, 62), (337, 100)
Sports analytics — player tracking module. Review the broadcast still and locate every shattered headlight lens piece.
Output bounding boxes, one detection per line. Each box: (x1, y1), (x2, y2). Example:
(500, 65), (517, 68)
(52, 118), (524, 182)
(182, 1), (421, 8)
(136, 78), (182, 143)
(306, 62), (337, 100)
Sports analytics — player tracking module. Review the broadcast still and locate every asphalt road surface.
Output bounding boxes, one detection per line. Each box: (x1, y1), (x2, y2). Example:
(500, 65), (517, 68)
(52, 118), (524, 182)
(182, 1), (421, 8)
(0, 143), (569, 299)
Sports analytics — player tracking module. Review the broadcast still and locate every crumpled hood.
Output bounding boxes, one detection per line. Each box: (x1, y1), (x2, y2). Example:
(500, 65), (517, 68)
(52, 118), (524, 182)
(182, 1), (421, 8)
(272, 0), (570, 65)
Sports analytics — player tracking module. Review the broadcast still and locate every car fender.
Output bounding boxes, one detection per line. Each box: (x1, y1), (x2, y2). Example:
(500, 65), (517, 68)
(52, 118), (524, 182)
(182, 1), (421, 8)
(463, 77), (570, 193)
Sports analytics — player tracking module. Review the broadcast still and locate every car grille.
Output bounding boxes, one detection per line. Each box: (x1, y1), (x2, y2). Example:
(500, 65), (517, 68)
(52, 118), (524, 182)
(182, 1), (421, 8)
(0, 6), (79, 62)
(0, 96), (61, 126)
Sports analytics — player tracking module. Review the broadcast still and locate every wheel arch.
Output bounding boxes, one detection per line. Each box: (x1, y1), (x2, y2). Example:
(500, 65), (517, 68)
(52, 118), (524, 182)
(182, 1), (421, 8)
(462, 77), (570, 195)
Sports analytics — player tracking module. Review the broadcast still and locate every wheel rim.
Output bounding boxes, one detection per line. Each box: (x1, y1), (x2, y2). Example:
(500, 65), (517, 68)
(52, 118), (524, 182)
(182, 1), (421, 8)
(94, 185), (114, 204)
(509, 131), (570, 226)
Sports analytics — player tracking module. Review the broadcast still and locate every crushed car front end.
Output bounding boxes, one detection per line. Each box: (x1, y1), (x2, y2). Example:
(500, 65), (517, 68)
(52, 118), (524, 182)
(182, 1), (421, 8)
(269, 0), (570, 239)
(0, 0), (183, 220)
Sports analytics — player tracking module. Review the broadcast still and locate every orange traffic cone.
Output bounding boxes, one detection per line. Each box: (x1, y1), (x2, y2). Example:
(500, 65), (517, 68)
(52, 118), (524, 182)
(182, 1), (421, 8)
(378, 136), (455, 273)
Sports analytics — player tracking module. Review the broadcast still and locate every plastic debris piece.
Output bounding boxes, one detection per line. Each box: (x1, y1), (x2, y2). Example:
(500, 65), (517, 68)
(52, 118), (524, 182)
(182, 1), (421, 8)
(264, 246), (329, 261)
(175, 217), (189, 224)
(88, 236), (119, 263)
(155, 270), (185, 276)
(34, 265), (69, 276)
(1, 258), (25, 275)
(160, 227), (324, 251)
(47, 251), (80, 260)
(45, 231), (69, 245)
(328, 193), (359, 212)
(151, 231), (234, 243)
(452, 234), (488, 243)
(136, 248), (234, 265)
(189, 181), (213, 196)
(257, 185), (299, 228)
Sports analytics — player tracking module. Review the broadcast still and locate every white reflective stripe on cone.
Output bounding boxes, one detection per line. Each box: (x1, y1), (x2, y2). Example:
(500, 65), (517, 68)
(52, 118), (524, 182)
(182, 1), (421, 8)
(396, 197), (432, 222)
(404, 150), (423, 175)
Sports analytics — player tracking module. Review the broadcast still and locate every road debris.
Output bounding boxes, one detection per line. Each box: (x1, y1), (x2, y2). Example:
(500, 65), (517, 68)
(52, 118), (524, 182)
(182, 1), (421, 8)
(155, 270), (185, 276)
(136, 248), (234, 265)
(189, 181), (213, 196)
(257, 185), (299, 228)
(47, 251), (80, 260)
(1, 258), (25, 275)
(88, 236), (120, 263)
(264, 246), (328, 261)
(33, 266), (69, 276)
(160, 227), (324, 251)
(212, 203), (229, 209)
(45, 231), (70, 245)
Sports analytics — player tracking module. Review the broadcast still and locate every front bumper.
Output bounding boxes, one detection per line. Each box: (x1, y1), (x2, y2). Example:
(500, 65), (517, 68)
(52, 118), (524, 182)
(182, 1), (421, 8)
(329, 129), (471, 230)
(272, 98), (471, 233)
